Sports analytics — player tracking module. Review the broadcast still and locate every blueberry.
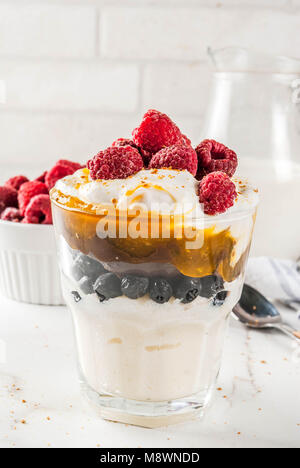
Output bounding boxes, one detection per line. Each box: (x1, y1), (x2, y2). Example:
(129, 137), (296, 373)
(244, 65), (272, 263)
(71, 291), (82, 303)
(94, 273), (122, 302)
(174, 276), (202, 304)
(71, 263), (84, 282)
(213, 291), (229, 307)
(149, 278), (173, 304)
(121, 275), (149, 300)
(199, 275), (224, 299)
(78, 276), (94, 295)
(71, 253), (106, 282)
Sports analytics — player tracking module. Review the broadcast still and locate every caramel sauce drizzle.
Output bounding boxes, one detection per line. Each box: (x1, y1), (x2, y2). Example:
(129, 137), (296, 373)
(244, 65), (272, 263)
(50, 177), (256, 283)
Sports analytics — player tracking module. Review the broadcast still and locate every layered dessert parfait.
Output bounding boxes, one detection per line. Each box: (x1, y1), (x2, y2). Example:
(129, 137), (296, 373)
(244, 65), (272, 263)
(50, 110), (258, 427)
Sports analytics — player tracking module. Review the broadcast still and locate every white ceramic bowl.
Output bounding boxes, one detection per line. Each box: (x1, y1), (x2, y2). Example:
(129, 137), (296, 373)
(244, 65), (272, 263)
(0, 221), (64, 305)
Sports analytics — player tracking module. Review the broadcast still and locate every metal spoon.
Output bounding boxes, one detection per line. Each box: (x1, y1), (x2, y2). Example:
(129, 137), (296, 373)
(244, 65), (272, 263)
(276, 299), (300, 313)
(296, 256), (300, 274)
(233, 284), (300, 342)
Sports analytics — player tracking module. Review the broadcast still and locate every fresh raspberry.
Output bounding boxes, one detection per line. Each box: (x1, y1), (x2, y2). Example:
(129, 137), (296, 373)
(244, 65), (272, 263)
(149, 144), (198, 176)
(132, 109), (182, 154)
(140, 149), (153, 166)
(199, 171), (237, 216)
(35, 171), (48, 183)
(5, 175), (29, 191)
(56, 159), (84, 171)
(112, 138), (137, 149)
(182, 134), (192, 146)
(195, 139), (238, 180)
(18, 181), (48, 216)
(1, 207), (23, 223)
(24, 194), (52, 225)
(87, 146), (144, 180)
(45, 164), (75, 191)
(0, 186), (18, 214)
(112, 138), (152, 165)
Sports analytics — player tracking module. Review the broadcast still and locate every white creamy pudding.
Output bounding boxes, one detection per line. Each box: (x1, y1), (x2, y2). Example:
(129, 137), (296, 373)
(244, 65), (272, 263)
(63, 273), (243, 403)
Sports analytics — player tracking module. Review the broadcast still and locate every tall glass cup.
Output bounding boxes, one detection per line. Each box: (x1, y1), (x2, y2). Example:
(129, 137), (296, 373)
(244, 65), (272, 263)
(51, 179), (257, 428)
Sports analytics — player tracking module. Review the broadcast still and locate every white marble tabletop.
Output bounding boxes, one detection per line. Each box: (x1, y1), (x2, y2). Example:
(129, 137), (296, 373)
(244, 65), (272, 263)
(0, 294), (299, 449)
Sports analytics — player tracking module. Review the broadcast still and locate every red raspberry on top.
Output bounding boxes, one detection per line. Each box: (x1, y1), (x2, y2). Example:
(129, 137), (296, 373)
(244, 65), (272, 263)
(132, 109), (182, 154)
(149, 144), (198, 176)
(195, 139), (238, 180)
(0, 186), (18, 214)
(181, 134), (192, 146)
(112, 138), (152, 166)
(199, 171), (237, 216)
(18, 181), (48, 216)
(87, 146), (144, 180)
(23, 194), (52, 225)
(112, 138), (137, 149)
(1, 207), (23, 223)
(5, 175), (29, 191)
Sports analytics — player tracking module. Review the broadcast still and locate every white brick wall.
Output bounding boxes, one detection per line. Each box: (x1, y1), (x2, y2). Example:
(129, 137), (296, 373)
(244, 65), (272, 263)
(0, 0), (298, 171)
(143, 64), (210, 117)
(101, 6), (300, 60)
(0, 61), (139, 112)
(0, 4), (96, 58)
(0, 112), (138, 169)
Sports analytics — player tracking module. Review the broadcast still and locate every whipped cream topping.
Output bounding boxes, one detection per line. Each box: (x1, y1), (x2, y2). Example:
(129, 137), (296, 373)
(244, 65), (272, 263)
(55, 168), (259, 217)
(56, 169), (199, 214)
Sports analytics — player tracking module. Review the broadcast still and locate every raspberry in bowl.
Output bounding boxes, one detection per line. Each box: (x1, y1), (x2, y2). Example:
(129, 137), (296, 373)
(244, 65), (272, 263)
(50, 110), (259, 427)
(0, 160), (83, 305)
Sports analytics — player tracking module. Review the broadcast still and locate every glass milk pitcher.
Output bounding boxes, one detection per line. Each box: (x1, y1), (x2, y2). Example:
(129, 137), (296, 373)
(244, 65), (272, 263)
(202, 48), (300, 165)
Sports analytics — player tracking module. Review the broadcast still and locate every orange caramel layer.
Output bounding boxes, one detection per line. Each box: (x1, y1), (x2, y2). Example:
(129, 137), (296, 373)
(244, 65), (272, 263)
(51, 189), (255, 282)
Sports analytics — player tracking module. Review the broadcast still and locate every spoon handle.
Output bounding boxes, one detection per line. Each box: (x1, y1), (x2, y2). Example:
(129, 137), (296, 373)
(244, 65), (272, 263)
(272, 323), (300, 342)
